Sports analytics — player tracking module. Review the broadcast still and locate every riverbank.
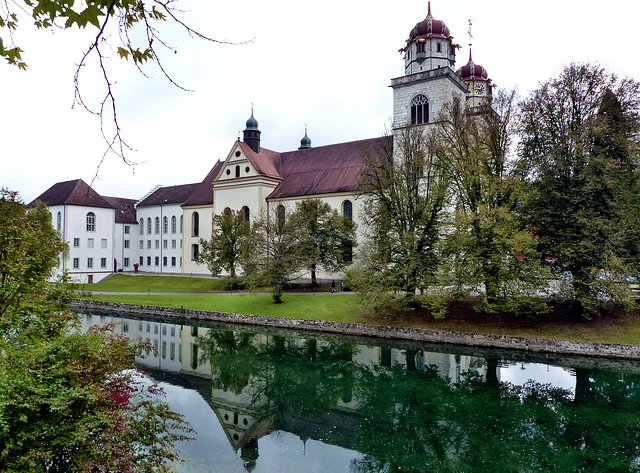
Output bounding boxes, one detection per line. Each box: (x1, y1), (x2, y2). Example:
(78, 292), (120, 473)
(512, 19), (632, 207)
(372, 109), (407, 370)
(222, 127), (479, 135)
(71, 299), (640, 361)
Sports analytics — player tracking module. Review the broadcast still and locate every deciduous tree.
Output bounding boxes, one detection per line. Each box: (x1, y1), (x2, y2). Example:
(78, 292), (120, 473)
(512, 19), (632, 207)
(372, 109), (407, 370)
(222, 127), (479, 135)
(434, 90), (549, 314)
(518, 63), (640, 315)
(291, 199), (356, 286)
(197, 208), (251, 282)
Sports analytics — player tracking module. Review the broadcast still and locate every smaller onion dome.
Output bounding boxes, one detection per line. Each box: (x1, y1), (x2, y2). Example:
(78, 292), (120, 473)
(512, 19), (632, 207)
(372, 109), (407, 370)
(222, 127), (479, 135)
(245, 111), (259, 131)
(456, 51), (489, 81)
(298, 126), (312, 150)
(408, 2), (451, 42)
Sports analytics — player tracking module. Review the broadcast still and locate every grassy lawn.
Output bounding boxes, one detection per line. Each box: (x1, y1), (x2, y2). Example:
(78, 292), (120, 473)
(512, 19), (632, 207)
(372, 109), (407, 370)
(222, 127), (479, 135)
(82, 275), (640, 346)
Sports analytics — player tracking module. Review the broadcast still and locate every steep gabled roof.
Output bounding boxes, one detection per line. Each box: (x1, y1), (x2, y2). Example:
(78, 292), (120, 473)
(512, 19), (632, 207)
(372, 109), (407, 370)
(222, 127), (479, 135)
(267, 136), (390, 199)
(136, 183), (200, 208)
(103, 196), (138, 224)
(30, 179), (113, 209)
(238, 141), (282, 179)
(182, 161), (225, 207)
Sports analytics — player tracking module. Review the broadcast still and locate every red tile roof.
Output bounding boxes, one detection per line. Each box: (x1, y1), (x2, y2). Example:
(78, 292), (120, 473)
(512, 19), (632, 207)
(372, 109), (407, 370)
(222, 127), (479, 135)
(267, 136), (390, 199)
(136, 183), (200, 207)
(239, 141), (282, 179)
(182, 161), (224, 207)
(30, 179), (114, 209)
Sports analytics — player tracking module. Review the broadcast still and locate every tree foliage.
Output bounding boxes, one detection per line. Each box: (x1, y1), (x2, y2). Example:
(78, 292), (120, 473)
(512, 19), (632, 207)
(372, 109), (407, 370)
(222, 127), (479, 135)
(290, 199), (356, 286)
(518, 63), (640, 315)
(0, 190), (193, 471)
(434, 90), (550, 314)
(355, 128), (449, 309)
(197, 209), (251, 281)
(244, 204), (312, 302)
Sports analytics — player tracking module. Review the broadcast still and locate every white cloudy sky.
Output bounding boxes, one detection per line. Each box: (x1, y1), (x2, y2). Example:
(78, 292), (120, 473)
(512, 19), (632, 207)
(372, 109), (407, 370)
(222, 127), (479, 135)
(3, 0), (640, 203)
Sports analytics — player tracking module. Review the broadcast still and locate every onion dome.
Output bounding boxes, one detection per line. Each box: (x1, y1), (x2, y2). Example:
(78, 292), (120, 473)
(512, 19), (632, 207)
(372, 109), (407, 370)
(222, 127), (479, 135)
(298, 126), (312, 150)
(456, 51), (489, 81)
(408, 2), (451, 41)
(245, 111), (259, 131)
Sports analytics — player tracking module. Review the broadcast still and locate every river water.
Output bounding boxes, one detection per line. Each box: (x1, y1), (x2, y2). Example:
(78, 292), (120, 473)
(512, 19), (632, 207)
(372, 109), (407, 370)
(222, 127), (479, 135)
(80, 312), (640, 473)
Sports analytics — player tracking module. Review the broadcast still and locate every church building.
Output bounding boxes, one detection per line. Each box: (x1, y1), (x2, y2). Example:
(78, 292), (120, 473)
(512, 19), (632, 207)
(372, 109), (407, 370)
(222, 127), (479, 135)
(32, 3), (493, 283)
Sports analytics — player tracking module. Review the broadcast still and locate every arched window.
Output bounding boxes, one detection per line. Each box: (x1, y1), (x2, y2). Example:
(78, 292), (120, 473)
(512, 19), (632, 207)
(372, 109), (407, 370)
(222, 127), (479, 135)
(163, 216), (168, 234)
(342, 200), (353, 221)
(139, 218), (144, 235)
(192, 243), (199, 261)
(411, 94), (429, 125)
(147, 218), (152, 234)
(242, 206), (250, 222)
(56, 212), (61, 231)
(180, 215), (183, 234)
(86, 212), (95, 232)
(154, 217), (160, 234)
(235, 165), (240, 178)
(171, 216), (176, 234)
(223, 207), (232, 216)
(192, 212), (199, 237)
(276, 205), (285, 227)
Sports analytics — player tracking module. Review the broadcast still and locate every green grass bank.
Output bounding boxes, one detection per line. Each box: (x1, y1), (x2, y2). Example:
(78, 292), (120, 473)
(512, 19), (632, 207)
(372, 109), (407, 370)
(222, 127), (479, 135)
(81, 274), (640, 346)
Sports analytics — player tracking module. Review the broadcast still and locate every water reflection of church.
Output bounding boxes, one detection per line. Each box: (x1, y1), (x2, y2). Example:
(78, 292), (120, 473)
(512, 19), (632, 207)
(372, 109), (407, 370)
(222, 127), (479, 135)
(81, 313), (489, 470)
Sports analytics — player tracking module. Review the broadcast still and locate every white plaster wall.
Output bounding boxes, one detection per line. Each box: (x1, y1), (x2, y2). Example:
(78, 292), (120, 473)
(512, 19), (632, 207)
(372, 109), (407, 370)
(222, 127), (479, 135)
(136, 203), (184, 274)
(181, 205), (213, 275)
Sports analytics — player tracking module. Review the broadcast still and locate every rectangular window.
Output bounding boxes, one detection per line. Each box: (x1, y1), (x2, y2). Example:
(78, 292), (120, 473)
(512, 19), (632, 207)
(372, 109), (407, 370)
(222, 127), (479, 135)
(163, 239), (168, 249)
(139, 256), (144, 265)
(73, 258), (79, 269)
(147, 256), (151, 266)
(170, 342), (175, 361)
(155, 256), (160, 266)
(171, 239), (176, 249)
(162, 326), (167, 336)
(87, 238), (94, 248)
(154, 324), (159, 334)
(139, 240), (144, 250)
(147, 240), (151, 249)
(100, 258), (107, 268)
(171, 257), (176, 267)
(73, 238), (80, 248)
(124, 257), (130, 267)
(122, 322), (129, 333)
(170, 326), (176, 337)
(155, 240), (160, 249)
(101, 239), (107, 249)
(124, 225), (130, 234)
(163, 256), (167, 266)
(87, 258), (93, 268)
(124, 240), (130, 249)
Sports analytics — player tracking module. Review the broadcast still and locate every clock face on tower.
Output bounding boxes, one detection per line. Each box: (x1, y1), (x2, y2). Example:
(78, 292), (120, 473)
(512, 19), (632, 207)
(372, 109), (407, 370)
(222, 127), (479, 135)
(475, 84), (485, 95)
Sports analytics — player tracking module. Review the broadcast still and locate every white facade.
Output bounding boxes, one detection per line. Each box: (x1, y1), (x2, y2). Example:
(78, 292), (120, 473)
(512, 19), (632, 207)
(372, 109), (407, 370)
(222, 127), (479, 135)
(136, 203), (184, 274)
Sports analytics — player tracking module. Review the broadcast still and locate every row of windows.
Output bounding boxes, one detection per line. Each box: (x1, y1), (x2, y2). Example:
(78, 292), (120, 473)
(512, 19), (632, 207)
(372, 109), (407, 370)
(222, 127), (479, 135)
(73, 237), (109, 249)
(139, 239), (181, 250)
(139, 216), (183, 236)
(137, 256), (181, 267)
(72, 257), (108, 269)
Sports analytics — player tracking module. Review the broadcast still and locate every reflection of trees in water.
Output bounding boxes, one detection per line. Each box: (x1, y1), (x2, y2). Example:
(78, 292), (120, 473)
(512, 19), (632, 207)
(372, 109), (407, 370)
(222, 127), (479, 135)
(197, 326), (640, 473)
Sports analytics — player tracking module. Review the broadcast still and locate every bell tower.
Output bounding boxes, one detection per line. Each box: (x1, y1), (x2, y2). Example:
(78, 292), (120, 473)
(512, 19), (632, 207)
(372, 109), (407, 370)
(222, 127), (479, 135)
(391, 2), (468, 132)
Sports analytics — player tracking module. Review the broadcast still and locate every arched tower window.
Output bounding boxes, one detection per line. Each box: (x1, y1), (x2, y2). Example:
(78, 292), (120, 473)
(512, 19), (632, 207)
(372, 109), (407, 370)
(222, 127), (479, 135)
(411, 95), (429, 125)
(139, 218), (144, 234)
(342, 200), (353, 221)
(86, 212), (95, 232)
(192, 212), (199, 237)
(242, 206), (250, 222)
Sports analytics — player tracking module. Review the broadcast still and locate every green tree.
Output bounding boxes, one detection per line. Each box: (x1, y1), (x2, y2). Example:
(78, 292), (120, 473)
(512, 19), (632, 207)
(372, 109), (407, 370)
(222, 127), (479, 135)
(291, 199), (356, 286)
(355, 128), (449, 309)
(0, 190), (192, 471)
(434, 90), (549, 314)
(518, 63), (640, 315)
(197, 208), (251, 282)
(244, 204), (312, 302)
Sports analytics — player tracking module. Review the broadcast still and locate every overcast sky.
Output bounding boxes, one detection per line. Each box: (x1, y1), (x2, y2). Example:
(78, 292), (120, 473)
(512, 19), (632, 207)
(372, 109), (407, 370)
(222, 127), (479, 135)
(3, 0), (640, 203)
